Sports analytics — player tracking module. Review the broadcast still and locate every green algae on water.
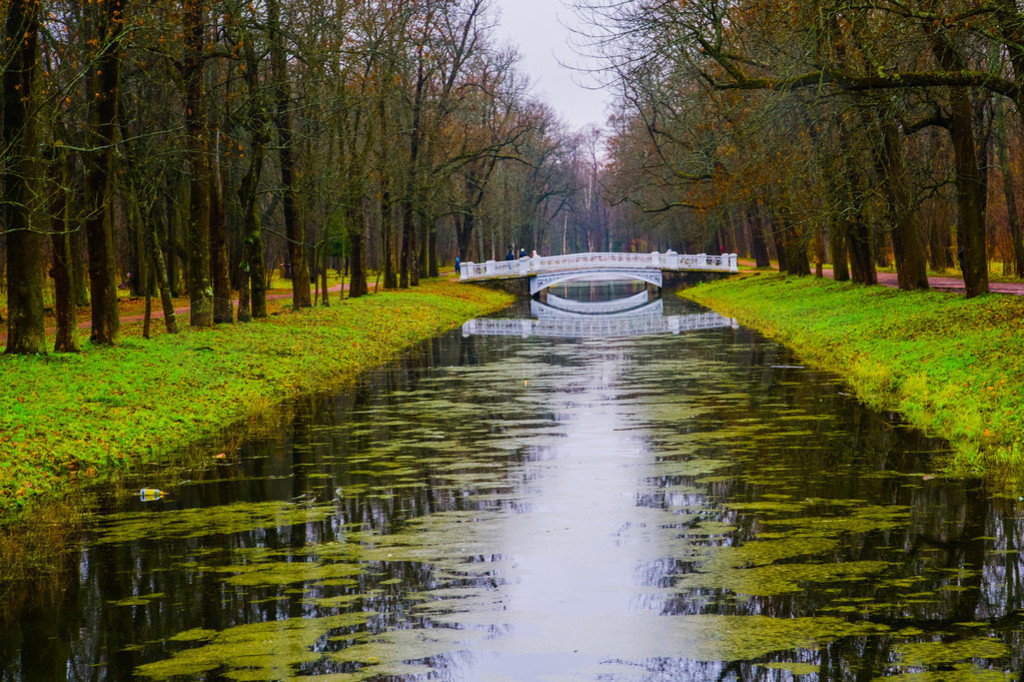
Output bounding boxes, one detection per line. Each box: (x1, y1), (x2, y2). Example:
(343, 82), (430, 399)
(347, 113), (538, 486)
(93, 500), (337, 545)
(135, 613), (376, 680)
(215, 560), (364, 587)
(109, 592), (165, 607)
(894, 637), (1010, 667)
(675, 560), (891, 596)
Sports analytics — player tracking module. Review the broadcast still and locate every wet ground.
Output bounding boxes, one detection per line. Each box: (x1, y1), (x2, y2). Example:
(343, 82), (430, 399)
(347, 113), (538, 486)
(2, 283), (1022, 681)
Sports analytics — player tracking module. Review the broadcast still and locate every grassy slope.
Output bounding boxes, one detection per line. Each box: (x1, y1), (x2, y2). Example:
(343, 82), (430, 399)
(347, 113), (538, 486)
(0, 281), (512, 519)
(682, 272), (1024, 478)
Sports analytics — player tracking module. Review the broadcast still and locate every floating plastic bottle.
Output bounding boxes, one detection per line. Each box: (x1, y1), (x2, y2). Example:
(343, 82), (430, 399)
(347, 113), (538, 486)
(140, 488), (164, 501)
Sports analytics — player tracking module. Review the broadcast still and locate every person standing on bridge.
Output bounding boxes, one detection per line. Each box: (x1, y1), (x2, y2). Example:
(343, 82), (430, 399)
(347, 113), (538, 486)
(505, 247), (515, 261)
(519, 247), (527, 258)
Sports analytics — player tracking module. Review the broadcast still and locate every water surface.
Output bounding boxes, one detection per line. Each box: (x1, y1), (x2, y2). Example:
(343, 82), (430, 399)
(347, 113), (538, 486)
(3, 283), (1022, 681)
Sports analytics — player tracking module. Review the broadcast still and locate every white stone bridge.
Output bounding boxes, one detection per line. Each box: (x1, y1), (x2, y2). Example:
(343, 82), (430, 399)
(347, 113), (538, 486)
(458, 251), (739, 295)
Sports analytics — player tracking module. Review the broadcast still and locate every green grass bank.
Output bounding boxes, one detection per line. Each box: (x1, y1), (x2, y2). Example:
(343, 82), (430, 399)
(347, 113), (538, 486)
(0, 281), (512, 522)
(682, 272), (1024, 480)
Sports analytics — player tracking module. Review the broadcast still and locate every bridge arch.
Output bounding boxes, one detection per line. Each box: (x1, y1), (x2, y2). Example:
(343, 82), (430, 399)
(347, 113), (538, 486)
(529, 269), (663, 296)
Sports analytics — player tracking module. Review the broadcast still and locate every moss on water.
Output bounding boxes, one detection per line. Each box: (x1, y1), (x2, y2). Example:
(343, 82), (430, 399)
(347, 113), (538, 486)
(675, 560), (891, 596)
(109, 592), (165, 607)
(93, 501), (338, 545)
(681, 273), (1024, 479)
(215, 560), (364, 588)
(876, 637), (1016, 681)
(135, 613), (375, 680)
(894, 637), (1010, 666)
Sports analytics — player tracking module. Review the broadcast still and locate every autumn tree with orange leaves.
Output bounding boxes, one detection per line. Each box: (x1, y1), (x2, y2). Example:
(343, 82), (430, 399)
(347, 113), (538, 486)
(575, 0), (1024, 297)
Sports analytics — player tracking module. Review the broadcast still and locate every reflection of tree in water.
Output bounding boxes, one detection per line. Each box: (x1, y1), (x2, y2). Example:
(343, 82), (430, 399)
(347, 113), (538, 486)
(627, 327), (1023, 679)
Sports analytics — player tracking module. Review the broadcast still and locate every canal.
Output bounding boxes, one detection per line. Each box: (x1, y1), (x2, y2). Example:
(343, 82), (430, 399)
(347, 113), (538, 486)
(2, 283), (1022, 680)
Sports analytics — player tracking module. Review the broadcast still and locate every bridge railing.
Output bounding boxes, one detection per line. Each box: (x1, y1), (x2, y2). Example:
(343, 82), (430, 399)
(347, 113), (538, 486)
(459, 251), (738, 280)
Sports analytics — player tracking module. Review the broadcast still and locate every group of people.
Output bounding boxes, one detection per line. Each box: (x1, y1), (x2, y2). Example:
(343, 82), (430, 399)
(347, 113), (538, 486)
(452, 246), (539, 276)
(505, 247), (537, 260)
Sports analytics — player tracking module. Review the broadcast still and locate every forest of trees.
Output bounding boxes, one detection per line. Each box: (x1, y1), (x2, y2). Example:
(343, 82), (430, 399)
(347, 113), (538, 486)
(575, 0), (1024, 299)
(7, 0), (1024, 356)
(0, 0), (619, 355)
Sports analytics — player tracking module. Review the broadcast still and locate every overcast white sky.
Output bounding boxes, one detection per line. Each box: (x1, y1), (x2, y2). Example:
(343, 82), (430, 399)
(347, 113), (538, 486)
(490, 0), (612, 132)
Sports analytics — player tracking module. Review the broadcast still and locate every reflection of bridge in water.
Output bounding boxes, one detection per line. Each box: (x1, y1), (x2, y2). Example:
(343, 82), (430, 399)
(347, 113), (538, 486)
(539, 290), (654, 316)
(462, 308), (737, 339)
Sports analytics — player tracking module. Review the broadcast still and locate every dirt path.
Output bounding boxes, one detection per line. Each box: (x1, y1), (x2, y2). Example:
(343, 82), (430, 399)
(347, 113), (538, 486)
(823, 269), (1024, 295)
(113, 281), (356, 327)
(737, 260), (1024, 295)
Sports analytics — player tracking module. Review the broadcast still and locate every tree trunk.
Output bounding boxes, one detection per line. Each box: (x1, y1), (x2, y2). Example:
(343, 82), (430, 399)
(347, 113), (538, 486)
(847, 216), (876, 284)
(402, 201), (419, 287)
(457, 212), (475, 263)
(2, 0), (45, 354)
(747, 205), (771, 268)
(838, 123), (877, 285)
(183, 0), (213, 326)
(85, 0), (124, 345)
(313, 244), (320, 305)
(779, 210), (811, 276)
(238, 272), (251, 322)
(210, 129), (233, 323)
(382, 186), (397, 289)
(49, 149), (79, 353)
(925, 20), (989, 297)
(400, 58), (427, 288)
(948, 94), (989, 297)
(147, 202), (178, 334)
(132, 194), (149, 298)
(880, 121), (929, 291)
(814, 224), (824, 278)
(166, 179), (183, 298)
(70, 225), (89, 307)
(239, 31), (268, 320)
(416, 215), (427, 283)
(996, 106), (1024, 276)
(830, 217), (850, 282)
(320, 242), (329, 306)
(347, 205), (369, 298)
(267, 0), (311, 309)
(428, 216), (439, 278)
(239, 161), (267, 319)
(128, 202), (143, 297)
(143, 266), (153, 339)
(766, 199), (810, 276)
(768, 214), (789, 273)
(927, 205), (954, 271)
(821, 168), (851, 281)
